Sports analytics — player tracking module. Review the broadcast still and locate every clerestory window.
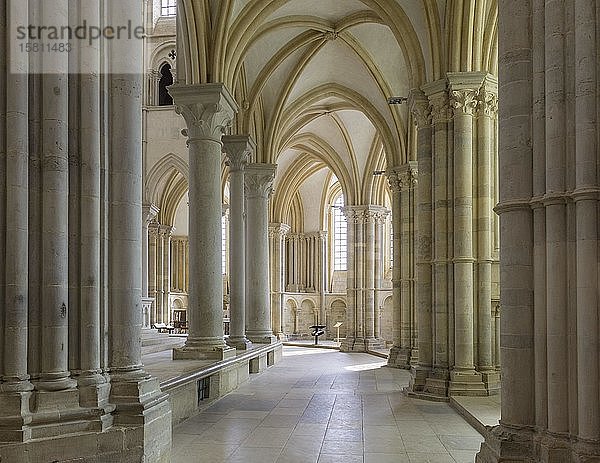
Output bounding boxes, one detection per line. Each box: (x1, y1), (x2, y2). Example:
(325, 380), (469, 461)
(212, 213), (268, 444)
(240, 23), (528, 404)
(332, 194), (347, 271)
(161, 0), (177, 17)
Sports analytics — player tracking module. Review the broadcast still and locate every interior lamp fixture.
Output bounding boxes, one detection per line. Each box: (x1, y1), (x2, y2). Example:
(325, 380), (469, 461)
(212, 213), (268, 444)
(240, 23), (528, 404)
(387, 96), (408, 104)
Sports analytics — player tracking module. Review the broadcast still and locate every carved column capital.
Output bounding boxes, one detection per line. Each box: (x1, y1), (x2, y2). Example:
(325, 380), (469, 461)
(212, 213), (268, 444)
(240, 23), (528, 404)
(409, 89), (431, 128)
(168, 83), (238, 143)
(478, 88), (498, 117)
(158, 224), (174, 237)
(450, 89), (479, 116)
(269, 223), (291, 238)
(429, 92), (452, 123)
(142, 203), (159, 225)
(222, 135), (256, 172)
(387, 162), (419, 192)
(244, 163), (277, 200)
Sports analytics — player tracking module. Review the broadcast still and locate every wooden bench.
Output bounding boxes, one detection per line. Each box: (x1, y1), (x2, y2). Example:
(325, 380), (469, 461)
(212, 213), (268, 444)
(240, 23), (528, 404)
(153, 322), (175, 334)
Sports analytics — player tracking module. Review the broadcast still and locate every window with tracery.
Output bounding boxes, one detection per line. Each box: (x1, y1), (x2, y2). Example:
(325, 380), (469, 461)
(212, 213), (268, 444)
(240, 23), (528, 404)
(161, 0), (176, 16)
(332, 194), (347, 271)
(158, 63), (174, 106)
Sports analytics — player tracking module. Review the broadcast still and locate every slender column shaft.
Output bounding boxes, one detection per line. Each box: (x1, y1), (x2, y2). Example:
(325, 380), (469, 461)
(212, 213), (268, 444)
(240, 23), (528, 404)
(390, 182), (402, 349)
(342, 210), (356, 350)
(0, 0), (6, 383)
(450, 88), (477, 371)
(574, 0), (599, 440)
(319, 232), (327, 326)
(412, 92), (433, 371)
(544, 0), (568, 432)
(374, 213), (384, 340)
(245, 163), (277, 343)
(429, 89), (450, 372)
(365, 213), (376, 340)
(142, 206), (158, 302)
(476, 87), (496, 370)
(160, 226), (172, 323)
(222, 136), (254, 349)
(78, 0), (103, 386)
(531, 0), (548, 430)
(39, 0), (73, 391)
(148, 225), (158, 324)
(2, 0), (32, 392)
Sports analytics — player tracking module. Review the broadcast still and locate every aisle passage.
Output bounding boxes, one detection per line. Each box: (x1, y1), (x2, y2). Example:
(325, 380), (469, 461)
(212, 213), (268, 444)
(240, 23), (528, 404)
(172, 347), (483, 463)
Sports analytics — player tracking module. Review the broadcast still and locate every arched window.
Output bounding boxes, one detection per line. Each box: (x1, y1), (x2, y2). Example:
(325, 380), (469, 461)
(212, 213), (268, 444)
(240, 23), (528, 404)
(158, 63), (174, 106)
(332, 194), (347, 271)
(161, 0), (177, 17)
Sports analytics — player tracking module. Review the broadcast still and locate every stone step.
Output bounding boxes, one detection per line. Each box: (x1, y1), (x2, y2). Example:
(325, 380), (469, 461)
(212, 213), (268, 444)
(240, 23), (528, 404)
(142, 337), (186, 355)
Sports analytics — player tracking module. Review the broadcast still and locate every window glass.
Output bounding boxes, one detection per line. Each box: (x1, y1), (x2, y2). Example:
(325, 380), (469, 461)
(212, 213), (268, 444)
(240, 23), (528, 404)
(333, 195), (347, 271)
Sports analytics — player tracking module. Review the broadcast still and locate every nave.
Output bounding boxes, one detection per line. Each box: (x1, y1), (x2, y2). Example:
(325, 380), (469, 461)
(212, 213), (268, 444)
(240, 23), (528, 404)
(171, 347), (483, 463)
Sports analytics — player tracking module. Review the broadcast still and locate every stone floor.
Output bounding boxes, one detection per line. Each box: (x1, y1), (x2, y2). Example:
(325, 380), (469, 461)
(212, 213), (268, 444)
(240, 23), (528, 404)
(172, 347), (483, 463)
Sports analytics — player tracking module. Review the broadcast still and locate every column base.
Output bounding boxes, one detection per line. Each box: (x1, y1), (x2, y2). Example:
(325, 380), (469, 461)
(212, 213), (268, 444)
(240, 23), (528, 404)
(408, 366), (431, 393)
(448, 369), (488, 396)
(424, 368), (450, 396)
(340, 337), (367, 352)
(476, 424), (535, 463)
(387, 346), (413, 369)
(29, 389), (98, 440)
(276, 332), (288, 341)
(410, 348), (419, 367)
(477, 424), (600, 463)
(108, 374), (172, 461)
(480, 369), (501, 396)
(173, 344), (236, 360)
(227, 337), (252, 350)
(246, 332), (277, 344)
(77, 374), (115, 432)
(35, 373), (77, 392)
(0, 391), (33, 443)
(364, 337), (385, 350)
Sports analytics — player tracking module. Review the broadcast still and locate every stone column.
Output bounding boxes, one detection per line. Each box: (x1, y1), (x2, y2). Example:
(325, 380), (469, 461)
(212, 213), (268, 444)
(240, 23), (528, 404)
(447, 73), (486, 395)
(76, 3), (110, 412)
(106, 0), (170, 441)
(387, 164), (418, 368)
(222, 135), (254, 350)
(158, 225), (173, 324)
(341, 209), (356, 351)
(476, 80), (500, 392)
(317, 231), (328, 328)
(0, 0), (34, 438)
(409, 89), (433, 391)
(343, 207), (365, 350)
(245, 164), (278, 344)
(142, 204), (158, 329)
(269, 223), (291, 340)
(422, 81), (452, 394)
(169, 83), (237, 360)
(148, 223), (159, 325)
(364, 211), (376, 344)
(37, 0), (75, 392)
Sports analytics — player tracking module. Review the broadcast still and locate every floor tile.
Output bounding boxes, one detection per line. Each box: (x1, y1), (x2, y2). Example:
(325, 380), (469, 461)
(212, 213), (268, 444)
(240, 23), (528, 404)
(171, 347), (482, 463)
(364, 453), (410, 463)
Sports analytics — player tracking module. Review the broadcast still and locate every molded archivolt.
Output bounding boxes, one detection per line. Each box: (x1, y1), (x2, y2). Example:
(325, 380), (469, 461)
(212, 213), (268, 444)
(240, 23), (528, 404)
(145, 153), (189, 226)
